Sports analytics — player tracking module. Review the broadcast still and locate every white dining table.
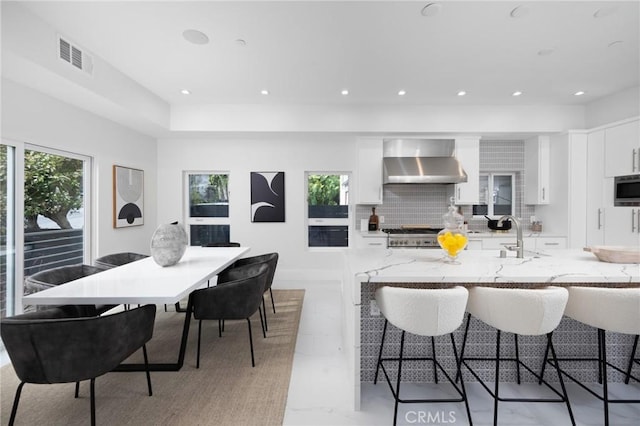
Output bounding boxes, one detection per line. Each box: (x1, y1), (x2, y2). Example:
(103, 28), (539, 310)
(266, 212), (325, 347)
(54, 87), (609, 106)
(23, 245), (250, 371)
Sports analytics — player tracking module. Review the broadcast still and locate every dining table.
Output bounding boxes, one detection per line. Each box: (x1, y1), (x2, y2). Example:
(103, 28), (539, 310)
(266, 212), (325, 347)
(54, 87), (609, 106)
(22, 245), (250, 371)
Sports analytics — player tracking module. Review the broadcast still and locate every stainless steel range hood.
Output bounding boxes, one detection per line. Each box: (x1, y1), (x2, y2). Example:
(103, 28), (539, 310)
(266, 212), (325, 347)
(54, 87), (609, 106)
(383, 139), (468, 184)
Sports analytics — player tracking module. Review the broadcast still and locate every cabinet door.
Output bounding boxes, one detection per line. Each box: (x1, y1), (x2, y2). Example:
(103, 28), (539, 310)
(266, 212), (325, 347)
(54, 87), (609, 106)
(454, 138), (479, 204)
(604, 120), (640, 177)
(604, 207), (640, 246)
(586, 130), (605, 246)
(524, 136), (550, 204)
(356, 140), (383, 204)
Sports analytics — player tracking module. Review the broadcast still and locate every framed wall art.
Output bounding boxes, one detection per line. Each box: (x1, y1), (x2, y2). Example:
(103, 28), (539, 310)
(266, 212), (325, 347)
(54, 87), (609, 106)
(250, 171), (285, 222)
(113, 165), (144, 228)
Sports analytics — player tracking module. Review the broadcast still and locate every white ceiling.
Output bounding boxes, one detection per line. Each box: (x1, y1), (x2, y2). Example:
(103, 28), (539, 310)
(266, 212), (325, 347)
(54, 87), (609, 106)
(17, 0), (640, 109)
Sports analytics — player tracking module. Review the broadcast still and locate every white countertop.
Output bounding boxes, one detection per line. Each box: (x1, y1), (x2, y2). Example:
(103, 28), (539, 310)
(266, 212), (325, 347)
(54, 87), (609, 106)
(345, 248), (639, 284)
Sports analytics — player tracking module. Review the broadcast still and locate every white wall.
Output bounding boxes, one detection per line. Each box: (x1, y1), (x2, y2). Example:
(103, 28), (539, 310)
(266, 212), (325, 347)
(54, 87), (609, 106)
(1, 79), (158, 259)
(585, 86), (640, 129)
(156, 135), (357, 281)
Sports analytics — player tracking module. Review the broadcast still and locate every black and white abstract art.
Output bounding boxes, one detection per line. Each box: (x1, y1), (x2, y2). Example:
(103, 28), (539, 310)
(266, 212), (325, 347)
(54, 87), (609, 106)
(113, 165), (144, 228)
(250, 172), (285, 222)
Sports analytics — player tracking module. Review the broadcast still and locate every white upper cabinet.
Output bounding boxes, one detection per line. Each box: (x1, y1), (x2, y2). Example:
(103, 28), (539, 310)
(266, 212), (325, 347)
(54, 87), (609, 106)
(524, 136), (550, 205)
(586, 130), (605, 246)
(604, 119), (640, 177)
(454, 137), (479, 204)
(356, 139), (383, 204)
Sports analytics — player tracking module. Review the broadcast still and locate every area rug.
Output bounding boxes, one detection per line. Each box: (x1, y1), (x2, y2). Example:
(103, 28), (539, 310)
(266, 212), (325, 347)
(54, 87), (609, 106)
(1, 289), (305, 426)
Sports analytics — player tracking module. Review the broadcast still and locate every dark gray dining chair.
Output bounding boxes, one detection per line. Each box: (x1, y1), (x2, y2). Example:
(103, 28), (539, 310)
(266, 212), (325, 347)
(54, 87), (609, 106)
(189, 263), (269, 368)
(224, 253), (279, 331)
(94, 252), (149, 269)
(24, 264), (112, 316)
(1, 305), (156, 426)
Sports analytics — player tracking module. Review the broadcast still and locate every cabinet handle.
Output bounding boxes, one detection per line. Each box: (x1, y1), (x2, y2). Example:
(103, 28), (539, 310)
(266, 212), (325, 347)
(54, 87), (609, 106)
(369, 242), (384, 246)
(457, 187), (461, 200)
(379, 186), (383, 201)
(597, 208), (602, 230)
(542, 187), (546, 201)
(543, 242), (560, 246)
(633, 209), (637, 233)
(633, 149), (638, 172)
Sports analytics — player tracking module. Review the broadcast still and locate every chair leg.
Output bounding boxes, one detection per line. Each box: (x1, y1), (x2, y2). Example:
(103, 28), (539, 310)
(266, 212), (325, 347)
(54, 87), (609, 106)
(600, 328), (610, 426)
(90, 378), (96, 426)
(392, 330), (406, 426)
(262, 296), (269, 332)
(269, 287), (276, 314)
(247, 318), (255, 367)
(258, 306), (266, 338)
(450, 333), (473, 426)
(548, 333), (576, 426)
(142, 344), (153, 396)
(218, 319), (223, 338)
(625, 335), (639, 384)
(374, 319), (389, 384)
(197, 319), (203, 369)
(597, 329), (603, 384)
(431, 336), (439, 384)
(8, 381), (26, 426)
(514, 334), (521, 385)
(538, 337), (551, 385)
(456, 313), (471, 383)
(75, 381), (80, 398)
(493, 329), (501, 426)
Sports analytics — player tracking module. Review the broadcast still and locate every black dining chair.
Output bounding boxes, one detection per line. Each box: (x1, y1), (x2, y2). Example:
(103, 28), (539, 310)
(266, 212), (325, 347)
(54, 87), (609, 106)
(189, 263), (269, 368)
(1, 305), (156, 426)
(24, 264), (112, 316)
(94, 252), (149, 310)
(223, 253), (279, 332)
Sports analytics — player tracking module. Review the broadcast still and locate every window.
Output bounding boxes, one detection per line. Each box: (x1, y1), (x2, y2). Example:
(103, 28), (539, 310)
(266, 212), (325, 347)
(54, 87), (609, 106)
(185, 172), (231, 245)
(306, 173), (350, 247)
(1, 144), (16, 318)
(472, 173), (515, 217)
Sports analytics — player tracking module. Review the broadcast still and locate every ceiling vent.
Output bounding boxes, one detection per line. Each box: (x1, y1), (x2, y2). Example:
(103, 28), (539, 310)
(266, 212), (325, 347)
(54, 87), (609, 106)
(58, 36), (93, 75)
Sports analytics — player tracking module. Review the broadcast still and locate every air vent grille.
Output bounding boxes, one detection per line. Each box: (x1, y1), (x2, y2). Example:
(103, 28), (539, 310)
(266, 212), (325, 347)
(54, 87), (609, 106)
(58, 36), (93, 75)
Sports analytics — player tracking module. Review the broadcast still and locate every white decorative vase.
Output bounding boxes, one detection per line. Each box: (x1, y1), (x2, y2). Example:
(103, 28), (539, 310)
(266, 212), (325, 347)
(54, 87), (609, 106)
(150, 222), (188, 267)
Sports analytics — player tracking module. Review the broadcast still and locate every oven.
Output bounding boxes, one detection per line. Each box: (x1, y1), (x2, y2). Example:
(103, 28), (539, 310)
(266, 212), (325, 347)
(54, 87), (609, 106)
(382, 227), (443, 248)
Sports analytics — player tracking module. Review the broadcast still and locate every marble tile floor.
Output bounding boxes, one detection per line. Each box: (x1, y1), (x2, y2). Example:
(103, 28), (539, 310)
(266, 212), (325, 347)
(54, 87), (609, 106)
(281, 280), (640, 426)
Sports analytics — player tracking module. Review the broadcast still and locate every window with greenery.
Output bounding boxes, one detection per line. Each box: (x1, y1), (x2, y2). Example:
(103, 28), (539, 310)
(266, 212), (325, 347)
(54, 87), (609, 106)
(472, 173), (515, 217)
(185, 172), (231, 245)
(307, 173), (350, 247)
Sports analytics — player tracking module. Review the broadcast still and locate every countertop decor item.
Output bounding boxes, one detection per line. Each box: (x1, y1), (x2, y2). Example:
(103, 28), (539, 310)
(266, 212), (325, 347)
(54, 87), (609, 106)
(150, 222), (188, 266)
(437, 198), (468, 263)
(583, 246), (640, 264)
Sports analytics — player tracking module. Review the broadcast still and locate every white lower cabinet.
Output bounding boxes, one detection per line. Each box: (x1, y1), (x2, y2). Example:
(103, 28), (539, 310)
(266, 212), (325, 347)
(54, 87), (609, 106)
(354, 233), (388, 249)
(534, 237), (567, 250)
(604, 207), (640, 247)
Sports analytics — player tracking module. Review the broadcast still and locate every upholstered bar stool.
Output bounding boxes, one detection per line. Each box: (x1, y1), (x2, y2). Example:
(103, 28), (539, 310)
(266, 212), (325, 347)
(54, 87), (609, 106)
(373, 286), (473, 426)
(539, 286), (640, 426)
(459, 286), (575, 426)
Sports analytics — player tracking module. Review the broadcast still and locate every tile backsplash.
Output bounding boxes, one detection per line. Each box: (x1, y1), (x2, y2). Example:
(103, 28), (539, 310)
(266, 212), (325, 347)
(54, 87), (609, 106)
(356, 140), (536, 231)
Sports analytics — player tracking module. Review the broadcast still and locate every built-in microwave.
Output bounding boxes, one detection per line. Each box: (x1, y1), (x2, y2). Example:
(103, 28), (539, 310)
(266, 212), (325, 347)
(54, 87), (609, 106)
(614, 174), (640, 206)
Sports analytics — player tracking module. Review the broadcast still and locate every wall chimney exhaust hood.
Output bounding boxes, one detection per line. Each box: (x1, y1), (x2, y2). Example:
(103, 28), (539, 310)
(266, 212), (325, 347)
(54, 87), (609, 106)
(382, 139), (467, 184)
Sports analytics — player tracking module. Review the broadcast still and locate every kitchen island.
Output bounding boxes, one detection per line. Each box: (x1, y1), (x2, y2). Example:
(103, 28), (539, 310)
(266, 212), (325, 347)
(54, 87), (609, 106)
(342, 248), (639, 410)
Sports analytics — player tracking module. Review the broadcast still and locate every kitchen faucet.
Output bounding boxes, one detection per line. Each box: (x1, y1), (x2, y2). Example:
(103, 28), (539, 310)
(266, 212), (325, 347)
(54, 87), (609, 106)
(498, 215), (524, 258)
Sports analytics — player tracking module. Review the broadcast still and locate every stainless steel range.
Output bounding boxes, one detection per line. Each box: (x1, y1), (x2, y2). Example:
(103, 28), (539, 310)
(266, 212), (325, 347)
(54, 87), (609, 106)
(382, 227), (443, 248)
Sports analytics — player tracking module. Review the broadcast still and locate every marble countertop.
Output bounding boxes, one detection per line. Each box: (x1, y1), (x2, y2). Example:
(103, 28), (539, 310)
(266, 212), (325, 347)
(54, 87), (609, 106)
(345, 248), (639, 284)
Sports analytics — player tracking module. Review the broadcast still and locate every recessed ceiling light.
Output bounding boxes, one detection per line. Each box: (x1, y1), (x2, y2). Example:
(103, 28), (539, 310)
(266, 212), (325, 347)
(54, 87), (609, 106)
(512, 91), (523, 97)
(341, 89), (349, 96)
(182, 29), (209, 45)
(180, 89), (191, 95)
(574, 91), (586, 96)
(260, 89), (269, 95)
(537, 48), (555, 56)
(398, 90), (407, 96)
(235, 39), (247, 47)
(421, 3), (442, 17)
(608, 40), (624, 48)
(457, 91), (467, 96)
(510, 5), (529, 18)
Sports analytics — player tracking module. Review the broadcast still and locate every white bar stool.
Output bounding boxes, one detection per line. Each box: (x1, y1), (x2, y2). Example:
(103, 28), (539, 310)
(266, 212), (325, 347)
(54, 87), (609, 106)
(373, 286), (472, 426)
(459, 286), (575, 426)
(539, 286), (640, 426)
